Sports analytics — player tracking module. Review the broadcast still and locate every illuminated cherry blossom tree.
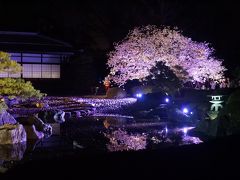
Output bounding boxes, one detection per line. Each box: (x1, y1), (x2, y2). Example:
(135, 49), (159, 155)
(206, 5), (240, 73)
(107, 25), (226, 86)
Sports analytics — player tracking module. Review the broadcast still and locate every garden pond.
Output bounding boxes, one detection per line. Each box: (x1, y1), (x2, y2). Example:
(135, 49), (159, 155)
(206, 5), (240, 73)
(0, 114), (203, 173)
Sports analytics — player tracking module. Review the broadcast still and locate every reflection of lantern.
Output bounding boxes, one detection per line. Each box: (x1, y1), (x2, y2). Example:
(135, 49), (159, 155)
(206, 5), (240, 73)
(103, 119), (110, 129)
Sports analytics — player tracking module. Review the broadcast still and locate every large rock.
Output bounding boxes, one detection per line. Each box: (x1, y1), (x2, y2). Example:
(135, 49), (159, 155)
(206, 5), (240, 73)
(38, 109), (65, 123)
(16, 115), (52, 134)
(0, 124), (26, 144)
(0, 110), (17, 126)
(3, 97), (20, 108)
(0, 142), (26, 161)
(24, 125), (44, 140)
(106, 87), (127, 99)
(53, 110), (65, 123)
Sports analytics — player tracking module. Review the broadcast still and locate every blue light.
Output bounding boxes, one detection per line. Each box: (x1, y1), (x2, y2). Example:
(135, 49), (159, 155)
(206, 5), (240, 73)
(165, 98), (169, 103)
(183, 107), (189, 114)
(136, 93), (143, 98)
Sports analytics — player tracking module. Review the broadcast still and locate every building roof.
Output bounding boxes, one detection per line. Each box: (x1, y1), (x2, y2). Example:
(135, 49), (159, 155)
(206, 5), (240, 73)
(0, 31), (74, 55)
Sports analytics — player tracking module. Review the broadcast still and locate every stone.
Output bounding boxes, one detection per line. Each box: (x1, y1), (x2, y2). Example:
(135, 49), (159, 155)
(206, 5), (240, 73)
(24, 125), (44, 140)
(0, 124), (27, 144)
(0, 142), (26, 161)
(17, 115), (44, 131)
(42, 124), (52, 135)
(72, 111), (81, 118)
(51, 123), (60, 135)
(106, 87), (127, 99)
(16, 115), (52, 135)
(0, 110), (17, 126)
(38, 109), (65, 123)
(3, 97), (20, 108)
(65, 112), (72, 119)
(53, 110), (65, 123)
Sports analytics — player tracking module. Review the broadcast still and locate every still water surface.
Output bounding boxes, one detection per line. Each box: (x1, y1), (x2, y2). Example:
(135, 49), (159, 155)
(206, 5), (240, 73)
(0, 115), (202, 173)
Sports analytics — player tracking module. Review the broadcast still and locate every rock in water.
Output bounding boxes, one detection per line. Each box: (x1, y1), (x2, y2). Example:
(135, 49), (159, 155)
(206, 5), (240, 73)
(0, 124), (26, 144)
(38, 109), (65, 123)
(16, 115), (52, 138)
(24, 125), (44, 140)
(0, 110), (17, 126)
(53, 110), (65, 123)
(16, 115), (51, 133)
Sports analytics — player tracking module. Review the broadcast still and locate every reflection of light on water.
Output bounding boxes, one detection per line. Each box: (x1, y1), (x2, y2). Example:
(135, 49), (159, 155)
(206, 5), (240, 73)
(151, 126), (203, 146)
(165, 127), (168, 133)
(174, 127), (195, 135)
(103, 120), (110, 129)
(104, 126), (203, 152)
(73, 98), (137, 110)
(181, 136), (203, 145)
(94, 113), (134, 119)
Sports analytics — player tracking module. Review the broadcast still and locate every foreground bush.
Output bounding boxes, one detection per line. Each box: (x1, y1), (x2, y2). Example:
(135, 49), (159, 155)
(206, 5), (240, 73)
(0, 78), (44, 99)
(0, 52), (45, 100)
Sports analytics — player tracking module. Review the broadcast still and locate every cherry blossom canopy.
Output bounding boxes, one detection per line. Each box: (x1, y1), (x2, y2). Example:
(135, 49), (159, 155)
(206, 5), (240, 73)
(107, 25), (226, 86)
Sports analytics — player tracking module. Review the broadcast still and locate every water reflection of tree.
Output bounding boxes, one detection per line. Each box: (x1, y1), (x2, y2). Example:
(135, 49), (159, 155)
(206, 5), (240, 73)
(104, 129), (147, 152)
(0, 142), (26, 173)
(0, 142), (26, 161)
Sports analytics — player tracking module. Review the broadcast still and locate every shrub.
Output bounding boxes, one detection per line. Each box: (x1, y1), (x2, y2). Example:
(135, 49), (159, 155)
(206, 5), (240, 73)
(0, 78), (45, 99)
(0, 52), (45, 99)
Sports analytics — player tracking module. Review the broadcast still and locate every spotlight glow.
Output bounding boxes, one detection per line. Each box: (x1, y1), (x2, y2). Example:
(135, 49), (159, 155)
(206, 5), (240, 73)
(183, 127), (188, 134)
(183, 108), (189, 114)
(136, 93), (143, 98)
(165, 98), (169, 103)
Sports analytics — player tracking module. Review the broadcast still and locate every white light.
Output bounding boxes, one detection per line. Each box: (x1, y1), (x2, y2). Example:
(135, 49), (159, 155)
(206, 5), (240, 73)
(183, 127), (188, 134)
(165, 127), (168, 133)
(136, 93), (142, 98)
(183, 108), (189, 114)
(165, 98), (169, 103)
(190, 112), (193, 115)
(180, 127), (195, 135)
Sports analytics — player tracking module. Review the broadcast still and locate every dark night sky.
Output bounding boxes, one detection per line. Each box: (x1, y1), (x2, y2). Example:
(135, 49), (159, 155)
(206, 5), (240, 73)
(1, 0), (240, 74)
